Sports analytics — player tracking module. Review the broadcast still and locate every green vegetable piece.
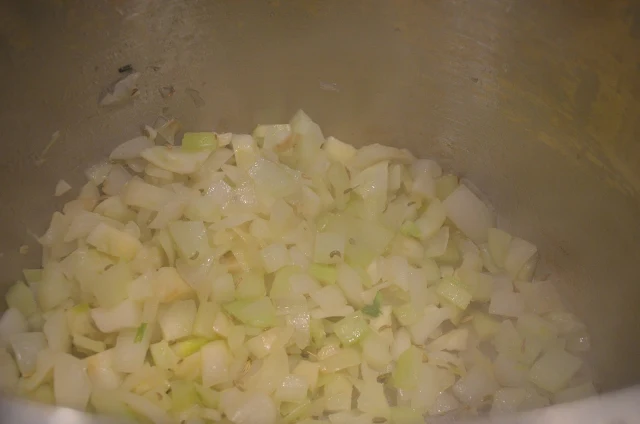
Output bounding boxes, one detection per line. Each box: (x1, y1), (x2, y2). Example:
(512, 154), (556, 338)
(134, 322), (147, 343)
(362, 292), (383, 317)
(400, 221), (422, 239)
(224, 297), (278, 328)
(171, 380), (199, 412)
(309, 263), (337, 285)
(171, 337), (210, 358)
(334, 313), (369, 346)
(392, 346), (421, 390)
(181, 132), (218, 151)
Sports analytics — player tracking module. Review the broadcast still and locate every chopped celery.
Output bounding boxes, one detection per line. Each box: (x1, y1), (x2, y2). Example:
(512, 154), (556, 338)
(393, 303), (420, 326)
(309, 263), (337, 285)
(333, 313), (369, 346)
(400, 221), (422, 239)
(181, 132), (218, 151)
(170, 380), (199, 412)
(436, 278), (472, 310)
(223, 297), (278, 328)
(171, 337), (210, 358)
(134, 322), (147, 343)
(392, 346), (422, 390)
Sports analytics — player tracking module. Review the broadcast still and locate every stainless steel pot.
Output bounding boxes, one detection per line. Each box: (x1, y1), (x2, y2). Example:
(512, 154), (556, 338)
(1, 0), (639, 422)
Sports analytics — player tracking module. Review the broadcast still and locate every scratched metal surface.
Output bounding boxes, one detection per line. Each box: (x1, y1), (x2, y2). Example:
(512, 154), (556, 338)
(0, 0), (639, 418)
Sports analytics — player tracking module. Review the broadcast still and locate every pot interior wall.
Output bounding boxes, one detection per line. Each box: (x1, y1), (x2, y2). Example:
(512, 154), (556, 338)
(1, 0), (639, 392)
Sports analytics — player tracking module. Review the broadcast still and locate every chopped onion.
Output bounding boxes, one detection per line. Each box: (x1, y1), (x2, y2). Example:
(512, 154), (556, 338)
(0, 110), (595, 421)
(443, 184), (495, 243)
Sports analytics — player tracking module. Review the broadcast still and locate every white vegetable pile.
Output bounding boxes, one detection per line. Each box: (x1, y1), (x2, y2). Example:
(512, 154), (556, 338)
(0, 111), (595, 424)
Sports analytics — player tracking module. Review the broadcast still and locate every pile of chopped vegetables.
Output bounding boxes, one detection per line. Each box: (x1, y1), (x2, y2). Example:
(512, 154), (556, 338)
(0, 111), (595, 424)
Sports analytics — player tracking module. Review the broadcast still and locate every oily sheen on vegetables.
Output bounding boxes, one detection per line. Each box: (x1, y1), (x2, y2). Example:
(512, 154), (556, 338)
(0, 111), (595, 424)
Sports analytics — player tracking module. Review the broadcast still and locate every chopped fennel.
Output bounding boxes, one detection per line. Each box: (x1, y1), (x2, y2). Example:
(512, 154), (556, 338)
(0, 110), (594, 423)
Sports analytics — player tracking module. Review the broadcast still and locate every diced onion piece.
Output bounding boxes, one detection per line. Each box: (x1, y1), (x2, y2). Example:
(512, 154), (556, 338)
(102, 165), (132, 196)
(158, 299), (197, 341)
(54, 179), (72, 197)
(293, 360), (320, 390)
(141, 146), (211, 174)
(324, 374), (353, 412)
(86, 222), (142, 260)
(528, 348), (582, 393)
(201, 340), (232, 387)
(122, 177), (174, 211)
(248, 157), (301, 198)
(442, 184), (495, 243)
(53, 352), (92, 410)
(357, 380), (390, 417)
(0, 348), (20, 392)
(91, 299), (142, 333)
(491, 387), (527, 414)
(415, 199), (446, 239)
(553, 382), (596, 404)
(275, 374), (309, 403)
(489, 291), (525, 317)
(362, 332), (392, 370)
(323, 136), (355, 166)
(408, 305), (450, 345)
(319, 348), (361, 373)
(122, 391), (172, 424)
(85, 350), (122, 390)
(153, 267), (194, 303)
(426, 328), (469, 352)
(112, 329), (151, 373)
(43, 309), (70, 353)
(220, 388), (277, 424)
(10, 332), (47, 376)
(452, 365), (499, 405)
(260, 243), (291, 273)
(314, 232), (346, 264)
(487, 228), (512, 268)
(504, 237), (538, 278)
(0, 308), (28, 348)
(493, 353), (528, 388)
(348, 144), (412, 172)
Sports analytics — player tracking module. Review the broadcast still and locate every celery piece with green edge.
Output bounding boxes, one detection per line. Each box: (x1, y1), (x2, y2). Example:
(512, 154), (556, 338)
(392, 346), (422, 390)
(333, 313), (369, 346)
(224, 297), (278, 328)
(72, 303), (90, 314)
(362, 292), (383, 318)
(309, 263), (337, 285)
(436, 278), (472, 310)
(400, 221), (422, 239)
(181, 132), (218, 151)
(170, 380), (199, 412)
(134, 322), (147, 343)
(172, 337), (210, 358)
